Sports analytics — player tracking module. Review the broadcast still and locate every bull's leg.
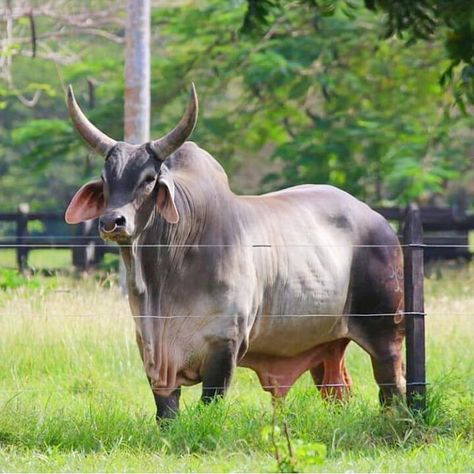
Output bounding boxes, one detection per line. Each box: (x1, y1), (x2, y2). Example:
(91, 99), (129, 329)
(200, 339), (237, 404)
(348, 240), (405, 405)
(136, 331), (181, 421)
(153, 387), (181, 421)
(310, 338), (352, 401)
(369, 330), (405, 404)
(350, 317), (405, 404)
(342, 358), (353, 388)
(310, 363), (324, 388)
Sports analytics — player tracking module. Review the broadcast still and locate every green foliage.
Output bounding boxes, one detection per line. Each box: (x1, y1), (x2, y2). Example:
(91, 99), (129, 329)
(261, 420), (326, 472)
(243, 0), (474, 107)
(0, 0), (473, 213)
(0, 268), (40, 290)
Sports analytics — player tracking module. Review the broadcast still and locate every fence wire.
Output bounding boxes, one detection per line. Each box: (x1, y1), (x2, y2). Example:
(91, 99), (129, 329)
(0, 243), (472, 248)
(0, 237), (471, 399)
(0, 312), (423, 319)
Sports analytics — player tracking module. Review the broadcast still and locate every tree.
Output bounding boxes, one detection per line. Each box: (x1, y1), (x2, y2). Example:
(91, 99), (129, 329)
(0, 0), (472, 213)
(242, 0), (474, 110)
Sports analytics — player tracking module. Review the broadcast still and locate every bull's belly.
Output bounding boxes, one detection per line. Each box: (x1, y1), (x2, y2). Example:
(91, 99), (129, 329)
(242, 310), (349, 397)
(241, 281), (350, 396)
(247, 312), (348, 356)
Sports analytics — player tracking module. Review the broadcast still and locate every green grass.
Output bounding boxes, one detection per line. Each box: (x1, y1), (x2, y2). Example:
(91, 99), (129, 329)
(0, 265), (473, 472)
(0, 249), (71, 270)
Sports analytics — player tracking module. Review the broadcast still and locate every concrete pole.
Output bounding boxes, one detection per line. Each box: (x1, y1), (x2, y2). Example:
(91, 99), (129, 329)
(124, 0), (150, 145)
(120, 0), (151, 293)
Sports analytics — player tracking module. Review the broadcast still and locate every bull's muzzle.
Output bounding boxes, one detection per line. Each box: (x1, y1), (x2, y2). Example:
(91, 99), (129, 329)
(99, 213), (130, 241)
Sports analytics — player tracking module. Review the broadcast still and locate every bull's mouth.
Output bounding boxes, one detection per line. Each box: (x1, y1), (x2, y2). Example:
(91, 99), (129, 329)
(100, 226), (132, 243)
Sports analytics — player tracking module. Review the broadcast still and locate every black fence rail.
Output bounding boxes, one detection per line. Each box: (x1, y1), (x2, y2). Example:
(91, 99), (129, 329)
(0, 204), (118, 272)
(0, 203), (473, 272)
(375, 205), (474, 261)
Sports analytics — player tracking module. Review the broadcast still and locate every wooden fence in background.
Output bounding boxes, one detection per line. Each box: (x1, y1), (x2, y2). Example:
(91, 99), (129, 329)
(0, 203), (473, 272)
(0, 204), (118, 272)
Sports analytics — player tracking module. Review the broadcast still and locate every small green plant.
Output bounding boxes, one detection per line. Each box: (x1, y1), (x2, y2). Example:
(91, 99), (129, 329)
(0, 268), (40, 291)
(98, 254), (120, 273)
(261, 401), (327, 472)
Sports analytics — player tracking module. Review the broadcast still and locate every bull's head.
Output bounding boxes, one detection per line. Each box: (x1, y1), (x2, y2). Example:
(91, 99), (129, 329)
(64, 85), (198, 242)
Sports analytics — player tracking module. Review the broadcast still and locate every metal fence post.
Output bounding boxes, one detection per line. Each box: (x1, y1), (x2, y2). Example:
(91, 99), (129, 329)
(403, 203), (426, 412)
(16, 203), (29, 273)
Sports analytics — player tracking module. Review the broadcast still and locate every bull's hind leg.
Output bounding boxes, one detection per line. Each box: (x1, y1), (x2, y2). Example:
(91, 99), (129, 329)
(351, 317), (405, 405)
(355, 314), (405, 404)
(348, 240), (405, 405)
(310, 338), (352, 400)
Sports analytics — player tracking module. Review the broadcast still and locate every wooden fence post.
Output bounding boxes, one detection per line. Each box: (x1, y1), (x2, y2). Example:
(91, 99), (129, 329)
(403, 203), (426, 412)
(16, 203), (29, 273)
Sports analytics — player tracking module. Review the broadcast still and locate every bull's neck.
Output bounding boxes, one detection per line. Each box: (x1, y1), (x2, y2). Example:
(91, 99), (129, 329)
(120, 178), (240, 297)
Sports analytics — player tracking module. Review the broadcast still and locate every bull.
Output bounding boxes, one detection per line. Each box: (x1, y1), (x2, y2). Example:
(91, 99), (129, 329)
(65, 85), (405, 419)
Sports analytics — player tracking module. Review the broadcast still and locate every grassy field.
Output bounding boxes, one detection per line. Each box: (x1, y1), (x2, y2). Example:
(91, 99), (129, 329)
(0, 249), (72, 270)
(0, 263), (473, 472)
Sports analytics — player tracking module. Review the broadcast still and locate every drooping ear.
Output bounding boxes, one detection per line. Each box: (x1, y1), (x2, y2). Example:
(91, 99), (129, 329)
(65, 180), (106, 224)
(157, 168), (179, 224)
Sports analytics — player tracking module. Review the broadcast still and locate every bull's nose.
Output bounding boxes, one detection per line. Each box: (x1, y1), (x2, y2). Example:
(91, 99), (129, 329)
(99, 213), (126, 233)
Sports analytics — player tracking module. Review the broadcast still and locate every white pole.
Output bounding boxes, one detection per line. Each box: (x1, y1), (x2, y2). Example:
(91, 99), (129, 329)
(121, 0), (151, 293)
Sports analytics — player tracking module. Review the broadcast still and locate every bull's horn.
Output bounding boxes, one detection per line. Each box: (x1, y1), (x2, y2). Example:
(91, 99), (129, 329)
(150, 83), (198, 160)
(66, 85), (116, 157)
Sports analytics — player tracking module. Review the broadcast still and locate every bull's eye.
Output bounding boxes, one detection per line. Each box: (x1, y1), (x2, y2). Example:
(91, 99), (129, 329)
(143, 175), (156, 185)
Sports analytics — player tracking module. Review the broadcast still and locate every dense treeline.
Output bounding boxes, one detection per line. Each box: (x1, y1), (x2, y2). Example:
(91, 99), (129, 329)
(0, 0), (472, 212)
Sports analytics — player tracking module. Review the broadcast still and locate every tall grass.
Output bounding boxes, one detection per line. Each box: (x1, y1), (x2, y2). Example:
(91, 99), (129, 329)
(0, 264), (473, 472)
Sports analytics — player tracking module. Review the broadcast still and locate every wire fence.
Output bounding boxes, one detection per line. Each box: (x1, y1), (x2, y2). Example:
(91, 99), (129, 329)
(1, 233), (472, 403)
(0, 381), (429, 395)
(0, 242), (472, 248)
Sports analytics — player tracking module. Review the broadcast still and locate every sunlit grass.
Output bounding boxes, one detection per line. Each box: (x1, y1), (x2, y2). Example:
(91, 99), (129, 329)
(0, 249), (71, 270)
(0, 265), (473, 472)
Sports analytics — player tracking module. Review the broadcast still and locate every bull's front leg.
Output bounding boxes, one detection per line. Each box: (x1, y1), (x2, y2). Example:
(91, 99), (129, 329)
(136, 331), (182, 421)
(152, 387), (181, 421)
(200, 339), (237, 404)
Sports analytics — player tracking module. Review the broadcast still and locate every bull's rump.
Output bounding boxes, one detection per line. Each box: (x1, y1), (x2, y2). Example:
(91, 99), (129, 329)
(239, 184), (395, 357)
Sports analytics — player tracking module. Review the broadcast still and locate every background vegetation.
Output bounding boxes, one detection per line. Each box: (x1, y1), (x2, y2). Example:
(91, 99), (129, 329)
(1, 0), (473, 214)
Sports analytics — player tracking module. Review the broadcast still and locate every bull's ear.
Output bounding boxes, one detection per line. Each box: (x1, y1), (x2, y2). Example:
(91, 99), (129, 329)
(157, 169), (179, 224)
(65, 180), (105, 224)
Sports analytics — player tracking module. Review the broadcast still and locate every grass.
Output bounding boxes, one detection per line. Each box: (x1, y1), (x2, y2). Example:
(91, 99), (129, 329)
(0, 263), (473, 472)
(0, 249), (71, 270)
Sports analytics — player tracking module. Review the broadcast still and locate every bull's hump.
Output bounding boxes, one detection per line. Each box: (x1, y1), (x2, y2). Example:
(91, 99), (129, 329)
(168, 142), (229, 183)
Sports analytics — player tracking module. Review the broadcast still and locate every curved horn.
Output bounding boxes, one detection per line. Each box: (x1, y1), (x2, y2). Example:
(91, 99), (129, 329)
(66, 85), (116, 157)
(150, 83), (198, 160)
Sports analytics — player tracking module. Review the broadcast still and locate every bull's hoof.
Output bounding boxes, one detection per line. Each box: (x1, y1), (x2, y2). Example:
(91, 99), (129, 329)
(156, 407), (179, 424)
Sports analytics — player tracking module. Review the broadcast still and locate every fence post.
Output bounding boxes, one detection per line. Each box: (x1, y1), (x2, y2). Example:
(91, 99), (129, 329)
(403, 203), (426, 412)
(16, 203), (29, 273)
(72, 220), (96, 271)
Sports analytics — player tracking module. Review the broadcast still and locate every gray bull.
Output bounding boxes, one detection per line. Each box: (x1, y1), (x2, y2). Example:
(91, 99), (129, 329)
(65, 85), (405, 419)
